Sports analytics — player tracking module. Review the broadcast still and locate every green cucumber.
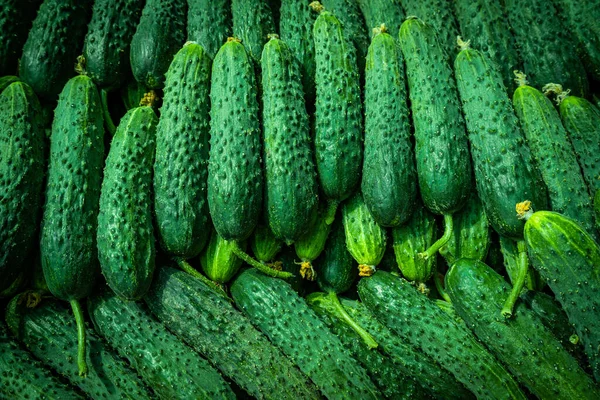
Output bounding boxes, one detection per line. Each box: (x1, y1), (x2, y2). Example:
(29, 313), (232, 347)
(145, 266), (321, 399)
(154, 42), (212, 259)
(200, 228), (246, 284)
(187, 0), (231, 59)
(399, 17), (472, 259)
(295, 203), (332, 280)
(120, 79), (148, 109)
(261, 35), (318, 244)
(250, 223), (283, 263)
(231, 0), (276, 62)
(362, 27), (417, 227)
(446, 258), (600, 399)
(359, 271), (527, 400)
(519, 204), (600, 381)
(19, 0), (91, 98)
(0, 75), (20, 93)
(504, 0), (589, 97)
(82, 0), (144, 89)
(357, 0), (404, 36)
(97, 105), (158, 300)
(499, 236), (543, 291)
(315, 217), (357, 294)
(313, 9), (363, 221)
(454, 0), (521, 93)
(88, 289), (235, 399)
(6, 295), (152, 399)
(231, 268), (381, 400)
(130, 0), (186, 89)
(0, 0), (42, 76)
(0, 82), (44, 292)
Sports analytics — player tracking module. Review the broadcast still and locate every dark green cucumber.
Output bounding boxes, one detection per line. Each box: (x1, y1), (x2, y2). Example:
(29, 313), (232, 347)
(504, 0), (589, 97)
(0, 82), (44, 292)
(120, 79), (148, 109)
(295, 203), (332, 280)
(88, 289), (235, 399)
(357, 0), (404, 36)
(82, 0), (144, 89)
(0, 322), (84, 400)
(499, 236), (543, 291)
(261, 35), (318, 244)
(154, 42), (212, 259)
(145, 266), (321, 399)
(520, 205), (600, 381)
(130, 0), (186, 89)
(446, 259), (600, 399)
(399, 17), (472, 259)
(231, 268), (381, 400)
(362, 27), (417, 227)
(359, 271), (527, 400)
(0, 0), (41, 76)
(187, 0), (231, 59)
(454, 0), (521, 93)
(19, 0), (91, 98)
(6, 296), (152, 399)
(513, 78), (597, 238)
(97, 106), (158, 300)
(200, 228), (246, 284)
(315, 217), (357, 294)
(250, 223), (283, 263)
(313, 10), (363, 220)
(0, 75), (20, 93)
(231, 0), (276, 63)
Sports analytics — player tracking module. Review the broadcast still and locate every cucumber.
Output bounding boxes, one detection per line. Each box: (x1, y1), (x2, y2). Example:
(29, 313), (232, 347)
(0, 82), (44, 293)
(187, 0), (231, 59)
(19, 0), (91, 98)
(120, 79), (148, 110)
(200, 228), (246, 284)
(362, 27), (417, 227)
(0, 0), (41, 76)
(145, 266), (321, 399)
(97, 105), (158, 300)
(499, 236), (543, 291)
(82, 0), (144, 89)
(504, 0), (589, 97)
(513, 75), (597, 239)
(231, 268), (381, 400)
(6, 295), (153, 399)
(231, 0), (276, 63)
(399, 17), (472, 259)
(454, 0), (521, 94)
(130, 0), (187, 89)
(88, 289), (235, 399)
(154, 42), (212, 259)
(250, 223), (283, 263)
(519, 204), (600, 381)
(357, 0), (404, 36)
(0, 75), (20, 93)
(359, 271), (527, 400)
(313, 9), (363, 222)
(316, 217), (357, 295)
(295, 203), (332, 280)
(261, 35), (318, 244)
(446, 258), (600, 399)
(0, 322), (84, 400)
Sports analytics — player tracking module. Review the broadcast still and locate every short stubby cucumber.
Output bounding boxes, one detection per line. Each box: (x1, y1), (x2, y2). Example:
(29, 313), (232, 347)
(357, 0), (403, 36)
(315, 217), (357, 295)
(200, 228), (247, 284)
(0, 0), (42, 76)
(97, 105), (158, 300)
(362, 27), (417, 227)
(295, 203), (332, 280)
(187, 0), (231, 59)
(231, 0), (276, 63)
(250, 223), (283, 264)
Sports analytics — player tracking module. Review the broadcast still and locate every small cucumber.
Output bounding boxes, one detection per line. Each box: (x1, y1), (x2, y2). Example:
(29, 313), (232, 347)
(315, 217), (357, 295)
(295, 203), (332, 280)
(250, 223), (283, 264)
(200, 228), (246, 284)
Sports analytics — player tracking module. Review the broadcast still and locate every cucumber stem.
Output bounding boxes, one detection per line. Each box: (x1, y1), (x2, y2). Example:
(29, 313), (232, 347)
(232, 242), (294, 279)
(176, 258), (230, 300)
(70, 299), (87, 377)
(501, 240), (529, 318)
(419, 214), (453, 260)
(324, 199), (338, 225)
(100, 89), (116, 136)
(434, 272), (451, 303)
(328, 291), (378, 349)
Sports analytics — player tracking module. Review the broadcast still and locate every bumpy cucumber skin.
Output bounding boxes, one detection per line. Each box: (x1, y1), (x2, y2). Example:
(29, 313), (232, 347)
(513, 85), (597, 238)
(357, 0), (404, 37)
(316, 217), (357, 294)
(0, 322), (84, 400)
(200, 229), (246, 284)
(250, 224), (282, 263)
(97, 107), (158, 300)
(559, 96), (600, 194)
(362, 31), (417, 227)
(0, 0), (42, 76)
(208, 39), (263, 241)
(40, 75), (104, 301)
(130, 0), (186, 89)
(231, 268), (381, 400)
(88, 289), (235, 400)
(0, 82), (44, 292)
(154, 43), (211, 258)
(359, 271), (527, 400)
(454, 0), (521, 94)
(295, 204), (331, 262)
(145, 266), (321, 400)
(454, 47), (548, 239)
(187, 0), (231, 59)
(82, 0), (144, 88)
(399, 18), (472, 215)
(524, 211), (600, 380)
(19, 0), (91, 98)
(391, 203), (437, 282)
(231, 0), (276, 62)
(505, 0), (589, 97)
(261, 37), (318, 243)
(439, 193), (490, 265)
(447, 259), (600, 399)
(0, 75), (20, 93)
(313, 11), (363, 204)
(6, 297), (152, 399)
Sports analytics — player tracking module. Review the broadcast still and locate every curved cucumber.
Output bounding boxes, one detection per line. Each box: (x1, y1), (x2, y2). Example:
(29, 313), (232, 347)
(187, 0), (231, 59)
